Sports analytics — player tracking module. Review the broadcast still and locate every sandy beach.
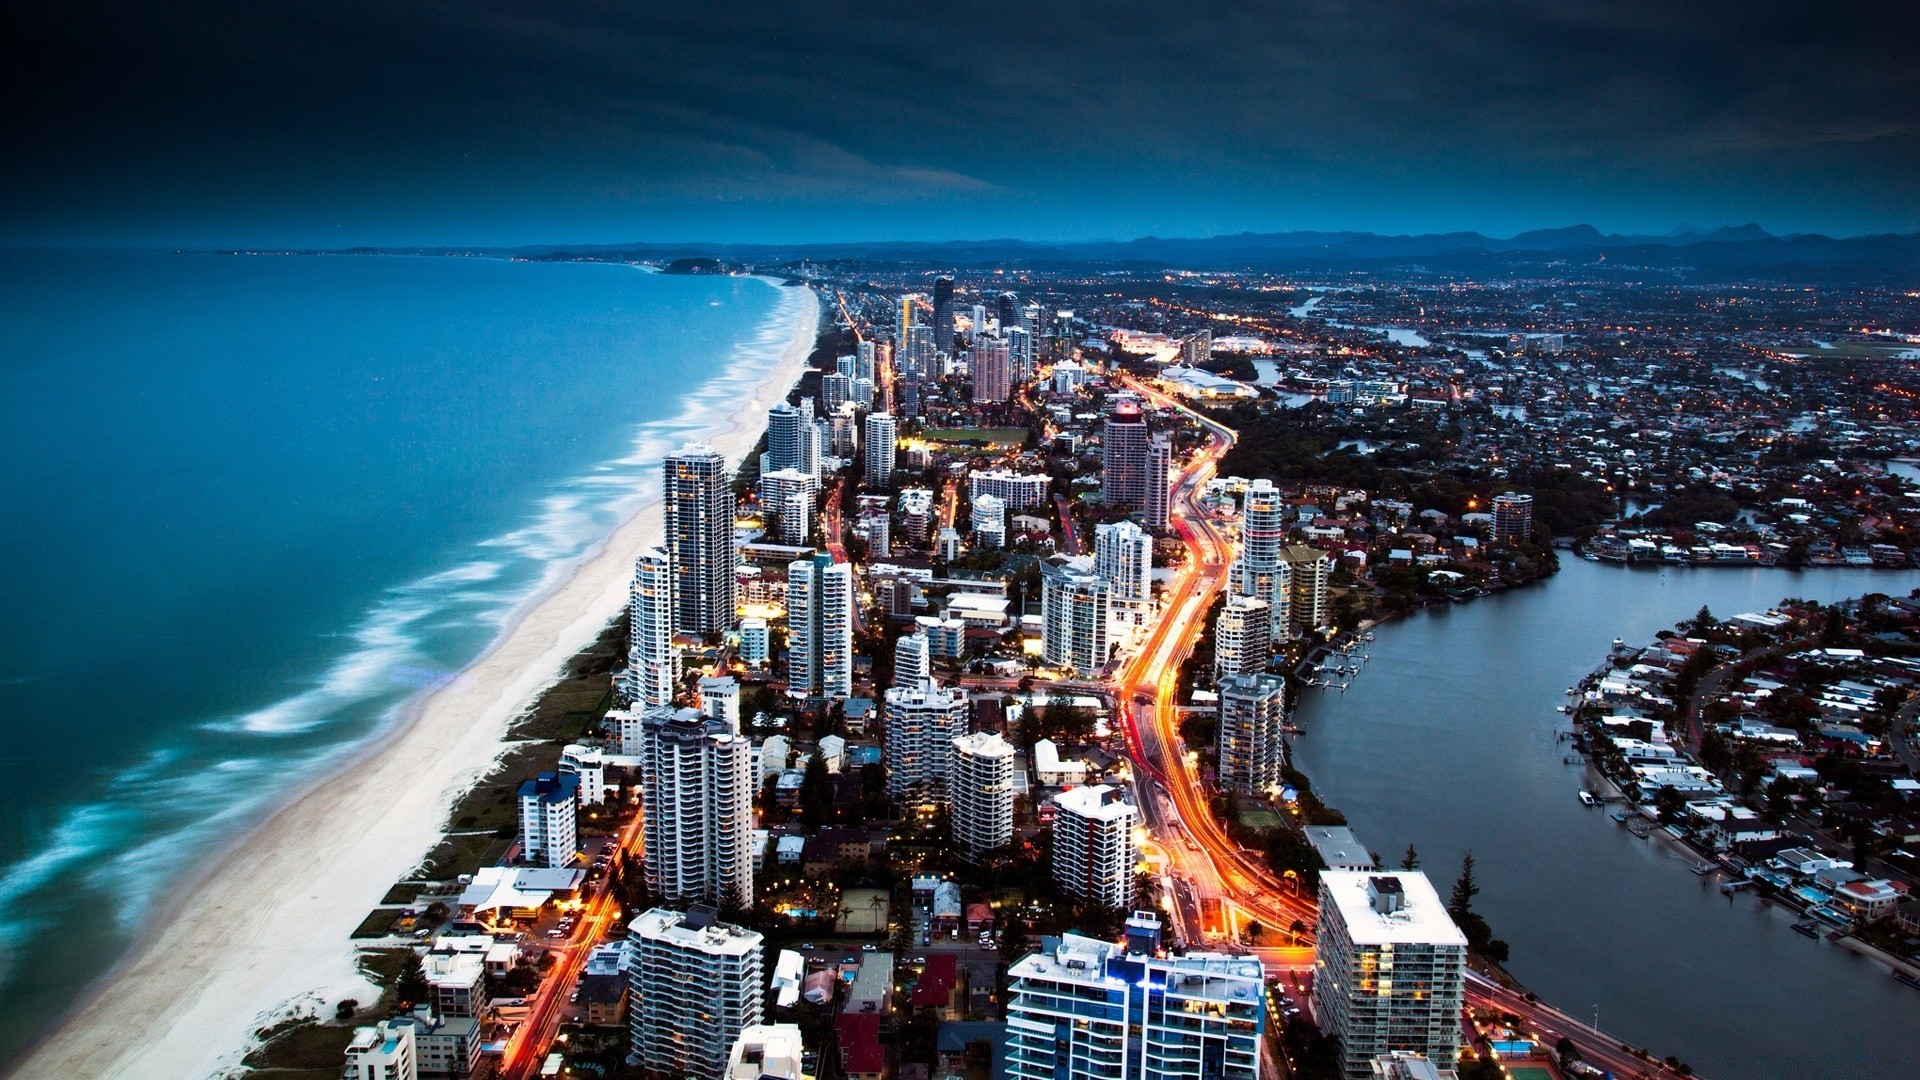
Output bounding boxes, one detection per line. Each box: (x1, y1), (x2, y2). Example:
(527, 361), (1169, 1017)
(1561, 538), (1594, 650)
(14, 280), (818, 1079)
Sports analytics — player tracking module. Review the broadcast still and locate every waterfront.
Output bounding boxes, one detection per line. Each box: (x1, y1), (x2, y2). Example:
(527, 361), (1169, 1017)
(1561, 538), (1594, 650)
(1291, 558), (1920, 1077)
(0, 251), (801, 1064)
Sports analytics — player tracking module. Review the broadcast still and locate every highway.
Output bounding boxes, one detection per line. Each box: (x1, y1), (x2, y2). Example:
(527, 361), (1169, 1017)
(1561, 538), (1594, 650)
(495, 809), (645, 1079)
(1109, 371), (1685, 1077)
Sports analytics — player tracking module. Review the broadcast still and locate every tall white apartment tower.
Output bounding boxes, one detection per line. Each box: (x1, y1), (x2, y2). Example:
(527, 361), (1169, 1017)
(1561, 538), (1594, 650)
(639, 707), (754, 908)
(1491, 492), (1534, 545)
(620, 546), (678, 707)
(1313, 872), (1468, 1079)
(893, 632), (931, 689)
(1101, 399), (1150, 507)
(1216, 673), (1286, 797)
(1234, 479), (1292, 640)
(1006, 918), (1264, 1080)
(629, 906), (765, 1080)
(882, 678), (969, 802)
(764, 399), (817, 484)
(664, 443), (736, 636)
(1051, 785), (1138, 910)
(949, 731), (1015, 859)
(344, 1019), (417, 1080)
(1040, 559), (1110, 675)
(786, 553), (853, 700)
(1212, 595), (1272, 682)
(759, 468), (814, 546)
(1144, 433), (1172, 530)
(1093, 520), (1153, 601)
(864, 412), (897, 488)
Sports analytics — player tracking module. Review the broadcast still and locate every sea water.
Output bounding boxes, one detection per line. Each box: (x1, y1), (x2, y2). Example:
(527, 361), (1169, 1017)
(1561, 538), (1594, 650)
(0, 250), (804, 1056)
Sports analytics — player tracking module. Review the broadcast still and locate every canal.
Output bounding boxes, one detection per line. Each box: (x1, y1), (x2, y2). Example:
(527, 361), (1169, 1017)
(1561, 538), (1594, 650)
(1290, 557), (1920, 1077)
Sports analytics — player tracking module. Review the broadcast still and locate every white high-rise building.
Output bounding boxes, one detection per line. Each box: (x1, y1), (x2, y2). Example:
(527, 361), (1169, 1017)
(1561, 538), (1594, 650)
(893, 632), (931, 688)
(759, 467), (815, 546)
(764, 399), (816, 482)
(559, 743), (607, 806)
(786, 553), (853, 700)
(345, 1019), (417, 1080)
(971, 492), (1006, 549)
(821, 371), (853, 413)
(639, 707), (755, 909)
(629, 906), (765, 1080)
(620, 546), (678, 707)
(1101, 398), (1150, 508)
(1313, 872), (1468, 1080)
(699, 674), (740, 732)
(1217, 673), (1286, 797)
(1144, 433), (1172, 531)
(950, 731), (1015, 858)
(1093, 520), (1152, 600)
(1041, 559), (1110, 675)
(972, 334), (1011, 403)
(968, 469), (1049, 510)
(1006, 916), (1263, 1080)
(1492, 492), (1534, 545)
(1051, 785), (1138, 910)
(665, 444), (737, 636)
(737, 617), (769, 666)
(516, 772), (579, 869)
(1233, 479), (1292, 640)
(1213, 595), (1272, 682)
(883, 678), (969, 802)
(864, 412), (897, 488)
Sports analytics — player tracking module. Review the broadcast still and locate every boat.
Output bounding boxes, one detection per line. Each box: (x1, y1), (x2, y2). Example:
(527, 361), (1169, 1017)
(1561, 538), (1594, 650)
(1610, 809), (1629, 822)
(1791, 920), (1820, 938)
(1578, 791), (1597, 806)
(1895, 972), (1920, 991)
(1721, 880), (1753, 894)
(1690, 862), (1717, 876)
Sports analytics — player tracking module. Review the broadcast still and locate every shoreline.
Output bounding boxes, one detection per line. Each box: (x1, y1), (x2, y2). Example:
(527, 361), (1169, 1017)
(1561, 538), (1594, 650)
(13, 278), (819, 1080)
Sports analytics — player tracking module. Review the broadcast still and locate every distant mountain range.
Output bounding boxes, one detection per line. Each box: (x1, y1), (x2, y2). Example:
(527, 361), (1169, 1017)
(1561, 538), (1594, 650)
(357, 223), (1920, 285)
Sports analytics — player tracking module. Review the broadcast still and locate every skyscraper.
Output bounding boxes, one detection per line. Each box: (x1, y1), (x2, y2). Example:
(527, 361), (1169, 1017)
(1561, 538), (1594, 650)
(821, 371), (853, 413)
(1093, 520), (1153, 600)
(864, 412), (896, 489)
(759, 468), (814, 546)
(1144, 433), (1172, 530)
(1492, 491), (1534, 545)
(629, 906), (765, 1080)
(664, 443), (736, 636)
(764, 399), (816, 485)
(1006, 916), (1263, 1080)
(882, 678), (969, 803)
(1101, 399), (1150, 508)
(1313, 872), (1467, 1080)
(932, 276), (955, 352)
(1041, 559), (1110, 675)
(996, 290), (1019, 330)
(639, 706), (755, 908)
(1233, 479), (1292, 639)
(620, 547), (678, 708)
(1051, 784), (1138, 910)
(786, 553), (852, 700)
(1212, 595), (1272, 682)
(972, 333), (1011, 403)
(1216, 673), (1286, 796)
(949, 731), (1015, 859)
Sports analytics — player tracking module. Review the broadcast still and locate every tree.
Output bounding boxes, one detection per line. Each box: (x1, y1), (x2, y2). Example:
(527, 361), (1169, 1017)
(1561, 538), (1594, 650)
(396, 953), (429, 1007)
(1399, 843), (1420, 870)
(799, 752), (834, 829)
(1685, 605), (1717, 636)
(1448, 851), (1479, 922)
(1653, 784), (1687, 823)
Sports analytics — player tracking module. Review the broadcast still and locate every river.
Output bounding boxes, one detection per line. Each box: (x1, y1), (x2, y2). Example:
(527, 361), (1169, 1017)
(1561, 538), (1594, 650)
(1290, 558), (1920, 1077)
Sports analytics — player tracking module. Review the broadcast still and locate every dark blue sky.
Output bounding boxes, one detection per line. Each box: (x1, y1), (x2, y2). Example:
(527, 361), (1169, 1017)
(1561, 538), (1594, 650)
(5, 1), (1916, 246)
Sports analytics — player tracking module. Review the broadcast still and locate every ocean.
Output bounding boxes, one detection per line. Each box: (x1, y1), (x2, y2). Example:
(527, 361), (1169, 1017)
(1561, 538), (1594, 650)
(0, 250), (803, 1057)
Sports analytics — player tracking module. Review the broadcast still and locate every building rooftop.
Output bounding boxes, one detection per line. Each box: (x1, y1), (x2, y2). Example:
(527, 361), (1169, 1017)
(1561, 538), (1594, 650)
(1053, 784), (1135, 821)
(630, 905), (763, 957)
(1320, 871), (1467, 947)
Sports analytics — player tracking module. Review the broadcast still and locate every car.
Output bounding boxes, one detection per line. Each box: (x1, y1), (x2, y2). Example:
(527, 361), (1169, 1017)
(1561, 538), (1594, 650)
(546, 930), (565, 938)
(861, 943), (877, 951)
